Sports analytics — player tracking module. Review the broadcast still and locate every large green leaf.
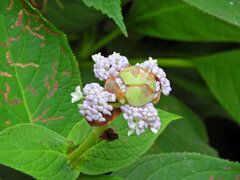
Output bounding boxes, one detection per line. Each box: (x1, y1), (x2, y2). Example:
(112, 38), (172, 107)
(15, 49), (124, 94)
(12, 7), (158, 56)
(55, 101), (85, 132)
(77, 174), (123, 180)
(44, 0), (103, 33)
(126, 0), (240, 42)
(194, 50), (240, 125)
(183, 0), (240, 28)
(68, 108), (180, 175)
(82, 0), (127, 35)
(0, 124), (79, 180)
(112, 153), (240, 180)
(0, 0), (81, 136)
(147, 96), (217, 156)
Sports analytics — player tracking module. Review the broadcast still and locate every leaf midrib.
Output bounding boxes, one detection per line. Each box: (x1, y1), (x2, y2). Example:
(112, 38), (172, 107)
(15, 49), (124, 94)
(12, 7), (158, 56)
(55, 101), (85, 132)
(1, 15), (32, 123)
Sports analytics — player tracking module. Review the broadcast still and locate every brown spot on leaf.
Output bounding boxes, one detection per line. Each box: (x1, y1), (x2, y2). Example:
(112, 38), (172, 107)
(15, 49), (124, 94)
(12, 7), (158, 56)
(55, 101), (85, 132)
(123, 138), (128, 142)
(7, 99), (22, 104)
(46, 81), (59, 98)
(0, 42), (7, 47)
(62, 71), (72, 75)
(87, 108), (122, 127)
(34, 24), (44, 31)
(32, 107), (50, 122)
(40, 140), (44, 144)
(0, 82), (22, 104)
(7, 0), (14, 10)
(236, 174), (240, 180)
(209, 175), (214, 180)
(15, 62), (39, 68)
(25, 25), (44, 39)
(0, 72), (12, 78)
(99, 128), (119, 142)
(51, 60), (58, 81)
(226, 166), (231, 170)
(6, 51), (13, 66)
(8, 35), (21, 41)
(28, 86), (36, 96)
(27, 18), (32, 25)
(45, 27), (61, 36)
(41, 116), (64, 122)
(12, 10), (25, 31)
(61, 46), (66, 55)
(23, 9), (40, 21)
(40, 43), (45, 47)
(44, 75), (50, 90)
(5, 121), (11, 125)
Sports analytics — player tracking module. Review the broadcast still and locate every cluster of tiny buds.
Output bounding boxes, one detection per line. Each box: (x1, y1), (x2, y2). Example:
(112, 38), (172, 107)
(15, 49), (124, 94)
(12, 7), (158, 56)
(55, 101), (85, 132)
(71, 52), (173, 137)
(93, 52), (129, 81)
(135, 57), (172, 96)
(78, 83), (116, 122)
(121, 103), (161, 136)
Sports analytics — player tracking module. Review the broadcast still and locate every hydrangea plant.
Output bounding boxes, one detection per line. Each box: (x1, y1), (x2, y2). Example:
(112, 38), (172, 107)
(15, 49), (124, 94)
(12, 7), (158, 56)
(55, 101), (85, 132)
(71, 52), (171, 136)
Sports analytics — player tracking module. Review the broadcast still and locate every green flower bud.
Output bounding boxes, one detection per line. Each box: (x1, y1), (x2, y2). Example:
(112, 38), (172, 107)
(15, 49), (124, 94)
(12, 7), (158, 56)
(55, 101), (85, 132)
(119, 66), (156, 107)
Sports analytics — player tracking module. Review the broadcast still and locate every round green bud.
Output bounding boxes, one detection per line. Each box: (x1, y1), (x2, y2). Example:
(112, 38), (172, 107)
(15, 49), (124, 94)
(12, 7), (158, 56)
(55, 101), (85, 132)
(119, 66), (156, 107)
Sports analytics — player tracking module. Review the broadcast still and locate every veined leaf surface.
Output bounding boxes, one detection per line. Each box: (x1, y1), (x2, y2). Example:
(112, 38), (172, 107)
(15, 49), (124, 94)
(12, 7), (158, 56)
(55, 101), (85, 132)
(0, 0), (81, 136)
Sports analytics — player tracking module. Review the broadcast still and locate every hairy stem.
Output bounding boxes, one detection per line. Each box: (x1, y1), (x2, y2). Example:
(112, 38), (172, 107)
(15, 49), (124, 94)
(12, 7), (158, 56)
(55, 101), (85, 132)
(69, 126), (108, 166)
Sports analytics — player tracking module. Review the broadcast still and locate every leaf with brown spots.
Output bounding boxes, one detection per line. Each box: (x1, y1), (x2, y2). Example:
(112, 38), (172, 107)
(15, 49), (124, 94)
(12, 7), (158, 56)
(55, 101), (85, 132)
(0, 0), (81, 136)
(0, 0), (82, 179)
(112, 153), (240, 180)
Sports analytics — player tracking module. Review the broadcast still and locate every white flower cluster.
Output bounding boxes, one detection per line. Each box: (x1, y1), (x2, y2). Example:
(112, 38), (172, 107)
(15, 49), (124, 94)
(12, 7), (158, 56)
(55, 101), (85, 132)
(135, 57), (172, 96)
(121, 103), (161, 136)
(78, 83), (116, 122)
(93, 52), (129, 81)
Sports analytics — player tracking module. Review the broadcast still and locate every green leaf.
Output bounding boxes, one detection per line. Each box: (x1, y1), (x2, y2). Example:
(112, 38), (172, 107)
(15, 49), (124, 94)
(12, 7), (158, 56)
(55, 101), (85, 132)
(194, 50), (240, 125)
(82, 0), (127, 35)
(0, 124), (79, 180)
(112, 153), (240, 180)
(147, 96), (218, 156)
(183, 0), (240, 28)
(44, 0), (103, 33)
(77, 174), (123, 180)
(0, 0), (81, 136)
(126, 0), (240, 42)
(68, 109), (180, 175)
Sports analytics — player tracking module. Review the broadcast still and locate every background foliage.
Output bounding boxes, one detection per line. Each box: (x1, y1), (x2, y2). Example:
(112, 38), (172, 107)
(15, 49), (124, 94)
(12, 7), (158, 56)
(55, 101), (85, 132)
(0, 0), (240, 179)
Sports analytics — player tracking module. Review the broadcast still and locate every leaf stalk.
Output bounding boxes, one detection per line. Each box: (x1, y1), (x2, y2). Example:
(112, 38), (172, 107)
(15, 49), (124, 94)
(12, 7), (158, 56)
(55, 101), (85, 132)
(68, 126), (108, 166)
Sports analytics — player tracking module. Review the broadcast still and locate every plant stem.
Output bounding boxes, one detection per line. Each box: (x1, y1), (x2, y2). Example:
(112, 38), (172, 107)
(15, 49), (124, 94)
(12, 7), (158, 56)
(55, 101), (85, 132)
(78, 58), (194, 69)
(89, 29), (122, 55)
(69, 126), (108, 165)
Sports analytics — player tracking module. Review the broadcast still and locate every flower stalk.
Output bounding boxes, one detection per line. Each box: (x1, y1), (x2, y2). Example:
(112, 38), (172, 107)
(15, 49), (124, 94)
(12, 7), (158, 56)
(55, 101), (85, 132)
(69, 126), (108, 166)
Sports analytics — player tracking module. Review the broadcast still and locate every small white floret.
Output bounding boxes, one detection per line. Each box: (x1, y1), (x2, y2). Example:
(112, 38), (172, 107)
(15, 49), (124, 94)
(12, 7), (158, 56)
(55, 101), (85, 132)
(71, 86), (83, 103)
